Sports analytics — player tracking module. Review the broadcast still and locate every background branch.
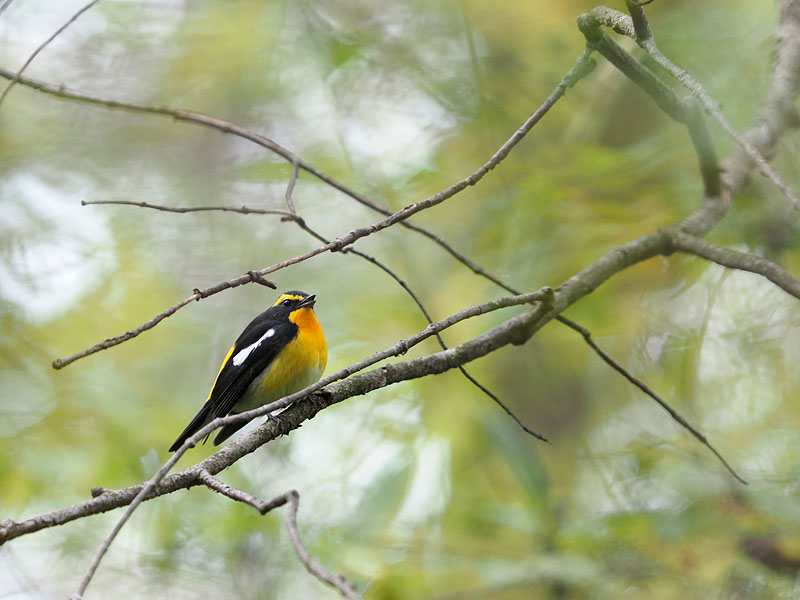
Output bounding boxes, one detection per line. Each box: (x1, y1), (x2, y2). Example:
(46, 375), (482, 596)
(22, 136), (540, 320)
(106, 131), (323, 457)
(555, 317), (746, 484)
(585, 5), (800, 209)
(0, 0), (103, 108)
(284, 491), (364, 600)
(668, 230), (800, 299)
(577, 13), (723, 202)
(0, 0), (15, 18)
(0, 64), (559, 287)
(629, 2), (800, 210)
(195, 475), (363, 600)
(82, 199), (296, 218)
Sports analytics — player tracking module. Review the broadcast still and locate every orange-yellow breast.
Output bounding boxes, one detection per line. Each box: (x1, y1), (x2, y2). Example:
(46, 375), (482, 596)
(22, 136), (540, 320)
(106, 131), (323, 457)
(239, 306), (327, 411)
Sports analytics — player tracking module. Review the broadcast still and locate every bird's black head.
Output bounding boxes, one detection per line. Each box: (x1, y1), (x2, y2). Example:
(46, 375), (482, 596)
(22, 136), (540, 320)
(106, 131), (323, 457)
(272, 290), (316, 312)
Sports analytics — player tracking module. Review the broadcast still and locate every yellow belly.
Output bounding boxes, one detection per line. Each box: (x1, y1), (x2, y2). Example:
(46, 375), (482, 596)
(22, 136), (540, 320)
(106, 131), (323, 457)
(237, 308), (327, 412)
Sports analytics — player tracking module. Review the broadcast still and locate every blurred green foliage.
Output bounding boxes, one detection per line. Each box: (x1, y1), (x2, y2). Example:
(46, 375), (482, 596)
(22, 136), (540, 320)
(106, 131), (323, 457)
(1, 0), (799, 598)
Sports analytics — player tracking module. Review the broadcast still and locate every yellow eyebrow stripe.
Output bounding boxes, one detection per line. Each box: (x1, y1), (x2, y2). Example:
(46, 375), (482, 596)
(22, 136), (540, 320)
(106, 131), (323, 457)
(273, 293), (305, 306)
(206, 344), (236, 403)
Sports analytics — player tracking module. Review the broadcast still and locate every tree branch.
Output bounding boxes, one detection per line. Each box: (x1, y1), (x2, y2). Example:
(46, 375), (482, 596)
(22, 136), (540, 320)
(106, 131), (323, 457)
(195, 474), (364, 600)
(0, 0), (103, 109)
(196, 469), (276, 513)
(668, 230), (800, 300)
(284, 156), (300, 216)
(82, 199), (296, 219)
(284, 491), (363, 600)
(0, 0), (16, 18)
(586, 4), (800, 209)
(630, 2), (800, 210)
(555, 316), (747, 484)
(576, 14), (723, 201)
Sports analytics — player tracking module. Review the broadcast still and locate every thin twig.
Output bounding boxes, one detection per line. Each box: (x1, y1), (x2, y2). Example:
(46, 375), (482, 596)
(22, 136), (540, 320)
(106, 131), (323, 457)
(668, 230), (800, 299)
(0, 0), (15, 18)
(284, 491), (363, 600)
(50, 267), (280, 369)
(70, 448), (185, 600)
(0, 0), (103, 109)
(555, 315), (747, 484)
(614, 4), (800, 209)
(285, 157), (299, 216)
(196, 469), (274, 513)
(632, 5), (800, 210)
(82, 199), (295, 218)
(195, 472), (362, 598)
(52, 53), (593, 370)
(0, 64), (579, 282)
(577, 15), (723, 201)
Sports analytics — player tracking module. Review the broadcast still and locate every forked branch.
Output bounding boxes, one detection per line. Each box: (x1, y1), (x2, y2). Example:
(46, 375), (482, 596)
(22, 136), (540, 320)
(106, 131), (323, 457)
(196, 473), (363, 600)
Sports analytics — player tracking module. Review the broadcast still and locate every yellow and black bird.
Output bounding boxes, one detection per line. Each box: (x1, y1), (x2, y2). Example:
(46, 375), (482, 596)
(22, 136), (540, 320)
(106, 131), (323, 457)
(169, 290), (327, 452)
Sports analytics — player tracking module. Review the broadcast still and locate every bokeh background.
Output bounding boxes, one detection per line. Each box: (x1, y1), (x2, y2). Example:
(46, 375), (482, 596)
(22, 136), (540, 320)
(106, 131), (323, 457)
(1, 0), (800, 598)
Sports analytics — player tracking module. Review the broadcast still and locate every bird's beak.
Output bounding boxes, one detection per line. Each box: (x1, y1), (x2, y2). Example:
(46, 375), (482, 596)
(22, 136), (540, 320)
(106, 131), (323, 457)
(297, 294), (316, 309)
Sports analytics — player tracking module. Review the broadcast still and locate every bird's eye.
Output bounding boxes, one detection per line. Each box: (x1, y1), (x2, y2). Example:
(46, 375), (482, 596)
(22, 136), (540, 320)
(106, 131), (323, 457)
(282, 299), (291, 307)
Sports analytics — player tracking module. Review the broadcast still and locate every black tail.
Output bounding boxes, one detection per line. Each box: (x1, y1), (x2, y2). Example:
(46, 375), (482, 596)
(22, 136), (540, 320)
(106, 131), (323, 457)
(212, 420), (248, 446)
(169, 403), (215, 452)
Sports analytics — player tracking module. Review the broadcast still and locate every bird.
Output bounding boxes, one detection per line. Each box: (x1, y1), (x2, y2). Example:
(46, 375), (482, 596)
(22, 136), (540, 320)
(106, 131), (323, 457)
(169, 290), (327, 452)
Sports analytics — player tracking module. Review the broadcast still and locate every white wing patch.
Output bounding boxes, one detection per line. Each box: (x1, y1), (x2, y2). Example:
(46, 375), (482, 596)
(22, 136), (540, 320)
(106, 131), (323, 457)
(232, 328), (275, 367)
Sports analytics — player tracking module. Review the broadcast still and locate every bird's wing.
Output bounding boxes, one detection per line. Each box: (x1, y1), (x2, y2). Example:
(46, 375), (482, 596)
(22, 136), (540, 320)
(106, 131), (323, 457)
(207, 316), (293, 418)
(168, 314), (294, 451)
